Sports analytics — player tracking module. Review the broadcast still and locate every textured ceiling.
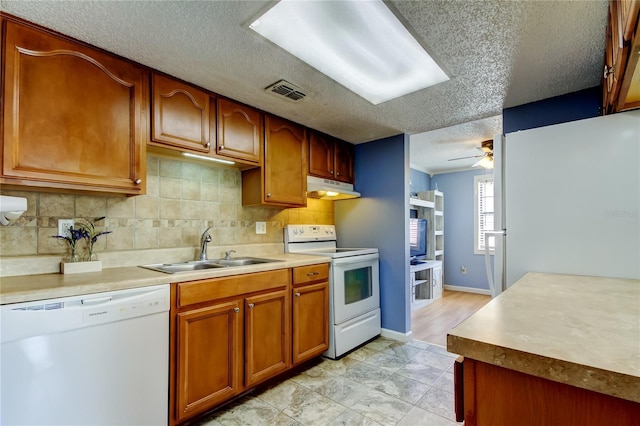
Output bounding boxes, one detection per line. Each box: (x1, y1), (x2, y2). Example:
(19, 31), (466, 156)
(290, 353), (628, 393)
(0, 0), (609, 174)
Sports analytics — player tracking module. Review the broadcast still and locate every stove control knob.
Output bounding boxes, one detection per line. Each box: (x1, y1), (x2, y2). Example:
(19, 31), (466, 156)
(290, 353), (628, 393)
(293, 229), (298, 235)
(299, 227), (304, 234)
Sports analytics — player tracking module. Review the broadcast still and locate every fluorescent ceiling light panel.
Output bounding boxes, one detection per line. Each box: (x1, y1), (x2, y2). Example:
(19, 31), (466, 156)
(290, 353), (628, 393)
(249, 0), (448, 105)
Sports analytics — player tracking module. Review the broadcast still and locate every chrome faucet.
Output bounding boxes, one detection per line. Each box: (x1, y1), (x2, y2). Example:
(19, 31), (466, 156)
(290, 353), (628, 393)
(224, 250), (236, 260)
(198, 227), (212, 261)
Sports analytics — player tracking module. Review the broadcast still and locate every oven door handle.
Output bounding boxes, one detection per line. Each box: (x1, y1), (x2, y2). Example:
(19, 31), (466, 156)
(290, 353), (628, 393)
(331, 253), (379, 265)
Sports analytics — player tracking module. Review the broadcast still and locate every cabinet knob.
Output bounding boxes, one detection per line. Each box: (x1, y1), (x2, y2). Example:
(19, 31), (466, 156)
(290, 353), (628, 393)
(266, 193), (271, 198)
(234, 307), (240, 313)
(134, 179), (142, 185)
(336, 172), (341, 176)
(205, 142), (211, 148)
(220, 145), (224, 150)
(330, 170), (334, 174)
(248, 303), (255, 309)
(295, 292), (301, 297)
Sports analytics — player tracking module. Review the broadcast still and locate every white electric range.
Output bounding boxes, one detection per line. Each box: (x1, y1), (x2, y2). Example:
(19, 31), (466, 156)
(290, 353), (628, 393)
(285, 224), (380, 358)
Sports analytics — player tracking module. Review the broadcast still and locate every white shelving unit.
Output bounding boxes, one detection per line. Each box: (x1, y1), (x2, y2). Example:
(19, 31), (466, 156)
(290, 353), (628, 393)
(409, 190), (444, 308)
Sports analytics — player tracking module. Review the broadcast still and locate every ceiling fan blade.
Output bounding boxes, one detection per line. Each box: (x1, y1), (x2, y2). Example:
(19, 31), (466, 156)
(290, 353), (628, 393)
(448, 153), (485, 161)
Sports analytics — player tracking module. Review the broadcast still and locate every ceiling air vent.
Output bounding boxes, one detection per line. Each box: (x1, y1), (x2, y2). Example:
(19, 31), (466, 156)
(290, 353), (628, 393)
(265, 80), (307, 102)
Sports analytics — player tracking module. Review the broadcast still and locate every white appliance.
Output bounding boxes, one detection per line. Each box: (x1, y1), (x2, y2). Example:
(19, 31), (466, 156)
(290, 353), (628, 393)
(285, 224), (380, 358)
(1, 284), (170, 425)
(487, 110), (640, 295)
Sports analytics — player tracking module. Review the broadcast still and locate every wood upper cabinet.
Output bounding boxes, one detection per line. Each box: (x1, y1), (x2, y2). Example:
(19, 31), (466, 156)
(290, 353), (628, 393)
(244, 289), (291, 387)
(175, 300), (243, 422)
(292, 264), (329, 365)
(151, 73), (211, 153)
(217, 98), (262, 164)
(242, 115), (307, 207)
(308, 131), (355, 183)
(0, 17), (147, 195)
(603, 0), (640, 113)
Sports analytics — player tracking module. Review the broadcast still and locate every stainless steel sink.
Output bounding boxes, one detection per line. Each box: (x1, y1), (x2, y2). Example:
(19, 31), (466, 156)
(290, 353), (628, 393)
(212, 257), (282, 266)
(141, 261), (228, 274)
(141, 257), (281, 273)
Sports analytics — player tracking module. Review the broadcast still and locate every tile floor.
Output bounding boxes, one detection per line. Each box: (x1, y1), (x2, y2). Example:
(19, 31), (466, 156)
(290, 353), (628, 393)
(191, 337), (463, 426)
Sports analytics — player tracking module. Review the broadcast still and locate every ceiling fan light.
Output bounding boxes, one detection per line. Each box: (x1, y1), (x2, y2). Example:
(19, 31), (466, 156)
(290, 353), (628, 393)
(474, 156), (494, 169)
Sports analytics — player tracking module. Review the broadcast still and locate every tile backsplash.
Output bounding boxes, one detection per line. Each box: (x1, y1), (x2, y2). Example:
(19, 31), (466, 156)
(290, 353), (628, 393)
(0, 154), (333, 264)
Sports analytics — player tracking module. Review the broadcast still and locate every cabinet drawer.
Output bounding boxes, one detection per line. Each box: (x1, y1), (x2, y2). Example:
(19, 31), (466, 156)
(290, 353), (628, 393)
(292, 263), (329, 286)
(177, 269), (290, 307)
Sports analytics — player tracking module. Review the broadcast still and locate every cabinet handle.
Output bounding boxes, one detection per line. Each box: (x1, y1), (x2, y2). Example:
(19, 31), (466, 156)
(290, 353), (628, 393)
(266, 193), (271, 198)
(603, 64), (614, 79)
(336, 172), (341, 176)
(205, 142), (211, 148)
(306, 271), (319, 276)
(330, 170), (334, 174)
(295, 292), (301, 297)
(220, 145), (224, 150)
(248, 303), (254, 309)
(233, 307), (240, 313)
(134, 179), (142, 185)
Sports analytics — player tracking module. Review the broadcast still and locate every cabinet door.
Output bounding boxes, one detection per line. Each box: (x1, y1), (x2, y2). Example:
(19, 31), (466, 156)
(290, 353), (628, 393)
(1, 19), (146, 195)
(245, 289), (291, 387)
(263, 115), (307, 206)
(176, 301), (243, 422)
(334, 139), (355, 183)
(151, 73), (211, 152)
(308, 131), (335, 179)
(432, 265), (443, 299)
(293, 282), (329, 365)
(217, 98), (262, 164)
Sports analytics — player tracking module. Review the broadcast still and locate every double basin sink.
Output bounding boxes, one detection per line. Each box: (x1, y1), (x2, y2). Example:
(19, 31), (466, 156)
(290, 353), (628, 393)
(142, 257), (281, 274)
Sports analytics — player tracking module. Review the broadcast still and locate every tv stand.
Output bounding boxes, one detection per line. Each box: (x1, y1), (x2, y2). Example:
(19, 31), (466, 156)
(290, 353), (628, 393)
(410, 260), (443, 310)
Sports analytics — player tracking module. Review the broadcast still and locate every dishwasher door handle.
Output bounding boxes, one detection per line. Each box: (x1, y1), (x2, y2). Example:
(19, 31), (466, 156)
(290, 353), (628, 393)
(81, 296), (113, 305)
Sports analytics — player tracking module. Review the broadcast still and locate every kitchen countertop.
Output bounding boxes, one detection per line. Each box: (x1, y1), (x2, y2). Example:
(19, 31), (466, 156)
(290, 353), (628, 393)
(447, 272), (640, 403)
(0, 253), (330, 305)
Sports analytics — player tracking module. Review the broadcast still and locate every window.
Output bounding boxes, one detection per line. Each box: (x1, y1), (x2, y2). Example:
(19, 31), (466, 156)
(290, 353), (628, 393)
(474, 174), (495, 254)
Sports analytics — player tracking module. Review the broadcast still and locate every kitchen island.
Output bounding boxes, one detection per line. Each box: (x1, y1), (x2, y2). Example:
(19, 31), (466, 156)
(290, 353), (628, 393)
(447, 272), (640, 425)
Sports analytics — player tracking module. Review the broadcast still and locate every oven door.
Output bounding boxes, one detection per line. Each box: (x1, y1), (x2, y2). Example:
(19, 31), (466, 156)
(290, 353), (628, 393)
(332, 253), (380, 324)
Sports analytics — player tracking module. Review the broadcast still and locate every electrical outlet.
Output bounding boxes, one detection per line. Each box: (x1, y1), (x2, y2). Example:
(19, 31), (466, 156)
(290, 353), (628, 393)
(255, 221), (267, 235)
(461, 265), (467, 274)
(58, 219), (74, 237)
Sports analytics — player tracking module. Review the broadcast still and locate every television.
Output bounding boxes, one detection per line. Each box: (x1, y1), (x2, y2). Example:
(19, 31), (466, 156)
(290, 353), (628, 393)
(409, 218), (427, 261)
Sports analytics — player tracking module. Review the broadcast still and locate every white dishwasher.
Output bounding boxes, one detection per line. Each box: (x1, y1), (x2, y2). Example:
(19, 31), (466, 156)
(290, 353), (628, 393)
(0, 283), (170, 426)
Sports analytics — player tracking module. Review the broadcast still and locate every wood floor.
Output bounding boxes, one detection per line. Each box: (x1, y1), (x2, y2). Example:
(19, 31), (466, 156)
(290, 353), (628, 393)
(411, 290), (491, 347)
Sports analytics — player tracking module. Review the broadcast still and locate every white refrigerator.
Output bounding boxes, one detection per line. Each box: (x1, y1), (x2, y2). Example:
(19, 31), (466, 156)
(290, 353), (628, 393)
(488, 109), (640, 296)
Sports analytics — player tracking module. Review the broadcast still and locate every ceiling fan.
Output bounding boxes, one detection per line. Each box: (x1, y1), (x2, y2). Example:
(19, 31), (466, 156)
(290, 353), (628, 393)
(448, 140), (494, 169)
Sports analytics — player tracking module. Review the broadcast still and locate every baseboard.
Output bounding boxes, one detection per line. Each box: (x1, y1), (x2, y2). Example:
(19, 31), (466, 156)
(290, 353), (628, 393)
(444, 284), (491, 295)
(380, 328), (413, 343)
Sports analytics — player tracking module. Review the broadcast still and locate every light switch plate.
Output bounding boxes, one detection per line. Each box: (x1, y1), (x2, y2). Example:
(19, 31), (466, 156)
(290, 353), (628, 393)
(255, 221), (267, 234)
(58, 219), (74, 237)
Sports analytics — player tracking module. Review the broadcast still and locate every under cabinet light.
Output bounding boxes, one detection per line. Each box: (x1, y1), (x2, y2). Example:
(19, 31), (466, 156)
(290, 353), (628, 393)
(182, 152), (235, 165)
(248, 0), (449, 105)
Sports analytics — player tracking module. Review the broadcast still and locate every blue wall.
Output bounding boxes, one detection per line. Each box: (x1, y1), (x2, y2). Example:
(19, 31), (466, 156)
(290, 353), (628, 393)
(409, 168), (431, 194)
(431, 169), (493, 291)
(336, 134), (411, 335)
(503, 86), (601, 134)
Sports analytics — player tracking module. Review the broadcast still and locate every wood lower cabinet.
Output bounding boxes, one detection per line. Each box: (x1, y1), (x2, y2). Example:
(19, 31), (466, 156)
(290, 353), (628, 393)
(171, 268), (300, 425)
(0, 17), (147, 195)
(217, 98), (262, 164)
(458, 358), (640, 425)
(151, 73), (211, 153)
(242, 115), (307, 207)
(175, 301), (242, 422)
(245, 289), (291, 386)
(292, 264), (330, 365)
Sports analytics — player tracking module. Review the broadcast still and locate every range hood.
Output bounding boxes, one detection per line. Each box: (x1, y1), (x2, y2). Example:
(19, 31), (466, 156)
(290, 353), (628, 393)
(307, 175), (361, 200)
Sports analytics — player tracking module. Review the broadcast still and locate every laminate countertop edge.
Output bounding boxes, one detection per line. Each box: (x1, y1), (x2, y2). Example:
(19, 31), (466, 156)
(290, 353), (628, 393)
(446, 272), (640, 403)
(0, 254), (331, 305)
